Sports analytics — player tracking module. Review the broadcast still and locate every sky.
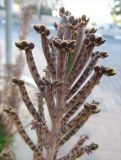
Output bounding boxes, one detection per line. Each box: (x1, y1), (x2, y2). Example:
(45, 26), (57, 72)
(62, 0), (113, 24)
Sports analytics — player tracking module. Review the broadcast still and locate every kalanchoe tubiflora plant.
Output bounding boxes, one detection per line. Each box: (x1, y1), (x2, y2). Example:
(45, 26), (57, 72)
(3, 7), (116, 160)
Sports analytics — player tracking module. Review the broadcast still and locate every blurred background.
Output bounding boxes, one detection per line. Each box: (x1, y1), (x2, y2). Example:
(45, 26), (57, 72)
(0, 0), (121, 160)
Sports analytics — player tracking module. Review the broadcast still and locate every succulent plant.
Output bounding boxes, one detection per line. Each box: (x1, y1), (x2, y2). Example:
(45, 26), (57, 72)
(3, 7), (116, 160)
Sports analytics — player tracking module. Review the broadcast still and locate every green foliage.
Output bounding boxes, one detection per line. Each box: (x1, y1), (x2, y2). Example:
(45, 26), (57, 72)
(0, 123), (12, 152)
(111, 0), (121, 16)
(67, 51), (75, 75)
(111, 0), (121, 26)
(39, 5), (52, 16)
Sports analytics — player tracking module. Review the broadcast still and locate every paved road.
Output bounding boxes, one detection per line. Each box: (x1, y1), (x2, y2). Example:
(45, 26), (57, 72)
(0, 22), (121, 160)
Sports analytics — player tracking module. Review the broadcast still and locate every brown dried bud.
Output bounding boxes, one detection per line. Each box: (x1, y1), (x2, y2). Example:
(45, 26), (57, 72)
(91, 104), (100, 113)
(68, 16), (74, 24)
(86, 18), (90, 23)
(18, 80), (24, 85)
(60, 40), (68, 49)
(95, 37), (102, 43)
(28, 42), (35, 49)
(73, 18), (79, 25)
(4, 106), (13, 114)
(12, 77), (19, 84)
(65, 10), (70, 16)
(89, 34), (95, 42)
(91, 100), (100, 106)
(21, 40), (28, 47)
(33, 24), (40, 32)
(92, 109), (101, 114)
(81, 15), (89, 23)
(15, 40), (34, 50)
(52, 39), (60, 48)
(81, 14), (86, 21)
(15, 41), (34, 50)
(94, 66), (101, 72)
(33, 24), (46, 34)
(12, 77), (24, 85)
(68, 40), (76, 48)
(91, 52), (96, 58)
(84, 102), (100, 114)
(15, 41), (28, 50)
(40, 25), (46, 32)
(45, 29), (50, 36)
(99, 40), (106, 45)
(84, 103), (90, 110)
(95, 37), (106, 45)
(4, 108), (11, 114)
(59, 7), (65, 16)
(90, 27), (97, 33)
(90, 104), (97, 110)
(89, 143), (98, 150)
(104, 67), (116, 76)
(84, 38), (89, 45)
(99, 52), (108, 58)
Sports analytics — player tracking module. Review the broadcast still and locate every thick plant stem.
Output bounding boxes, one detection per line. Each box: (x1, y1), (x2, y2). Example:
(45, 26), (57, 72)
(46, 122), (60, 160)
